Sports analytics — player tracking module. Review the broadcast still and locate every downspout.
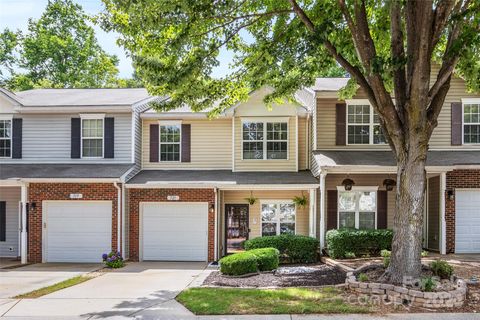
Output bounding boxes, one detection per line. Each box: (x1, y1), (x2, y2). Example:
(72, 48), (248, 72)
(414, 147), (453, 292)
(121, 183), (126, 259)
(113, 182), (121, 255)
(214, 187), (218, 261)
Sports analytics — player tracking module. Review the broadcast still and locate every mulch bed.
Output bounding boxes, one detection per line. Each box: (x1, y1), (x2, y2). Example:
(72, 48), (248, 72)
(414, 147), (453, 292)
(203, 264), (346, 287)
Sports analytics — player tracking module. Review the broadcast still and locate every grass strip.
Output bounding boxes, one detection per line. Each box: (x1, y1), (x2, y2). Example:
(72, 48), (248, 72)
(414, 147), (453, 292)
(14, 275), (94, 299)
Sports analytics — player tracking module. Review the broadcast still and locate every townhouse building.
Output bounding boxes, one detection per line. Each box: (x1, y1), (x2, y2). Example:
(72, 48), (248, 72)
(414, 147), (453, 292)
(0, 67), (478, 264)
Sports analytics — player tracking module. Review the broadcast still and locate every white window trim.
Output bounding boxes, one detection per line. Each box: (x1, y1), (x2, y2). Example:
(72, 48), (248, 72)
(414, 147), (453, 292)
(461, 100), (480, 145)
(345, 102), (386, 145)
(336, 187), (378, 229)
(260, 200), (297, 236)
(158, 120), (182, 162)
(80, 116), (104, 159)
(241, 118), (289, 160)
(0, 116), (13, 159)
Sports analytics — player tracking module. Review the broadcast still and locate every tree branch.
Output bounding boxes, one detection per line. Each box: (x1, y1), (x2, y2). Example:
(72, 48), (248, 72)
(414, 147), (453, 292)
(390, 0), (407, 124)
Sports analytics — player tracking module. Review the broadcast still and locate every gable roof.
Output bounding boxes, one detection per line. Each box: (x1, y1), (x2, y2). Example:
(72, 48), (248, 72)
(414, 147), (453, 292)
(310, 78), (350, 92)
(14, 88), (151, 106)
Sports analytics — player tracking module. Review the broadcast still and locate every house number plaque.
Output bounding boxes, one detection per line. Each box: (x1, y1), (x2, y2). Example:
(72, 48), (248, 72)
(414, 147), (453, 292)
(167, 195), (180, 201)
(69, 193), (83, 199)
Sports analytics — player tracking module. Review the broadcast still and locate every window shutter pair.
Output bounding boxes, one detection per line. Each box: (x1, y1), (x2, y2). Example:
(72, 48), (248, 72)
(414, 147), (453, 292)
(71, 117), (114, 158)
(325, 189), (388, 230)
(149, 124), (191, 162)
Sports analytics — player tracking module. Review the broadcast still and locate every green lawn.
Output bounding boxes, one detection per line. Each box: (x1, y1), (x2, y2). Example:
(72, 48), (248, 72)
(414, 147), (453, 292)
(176, 287), (370, 315)
(14, 275), (94, 299)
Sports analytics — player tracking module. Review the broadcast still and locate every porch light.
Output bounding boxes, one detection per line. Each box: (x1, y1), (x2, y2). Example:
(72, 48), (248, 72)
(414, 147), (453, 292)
(342, 178), (355, 191)
(209, 204), (215, 213)
(383, 179), (396, 191)
(447, 190), (454, 200)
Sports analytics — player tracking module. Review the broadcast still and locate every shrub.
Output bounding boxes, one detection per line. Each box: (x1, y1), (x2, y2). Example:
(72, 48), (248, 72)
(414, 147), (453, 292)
(251, 248), (280, 271)
(430, 259), (454, 279)
(358, 273), (369, 282)
(420, 276), (437, 292)
(219, 252), (257, 276)
(325, 229), (393, 259)
(345, 252), (356, 259)
(243, 234), (318, 263)
(102, 251), (124, 268)
(381, 249), (391, 268)
(219, 248), (280, 275)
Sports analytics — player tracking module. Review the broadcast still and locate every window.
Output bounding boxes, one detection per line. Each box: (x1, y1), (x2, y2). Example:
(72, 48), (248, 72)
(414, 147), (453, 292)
(242, 120), (288, 160)
(338, 190), (377, 229)
(81, 118), (103, 158)
(464, 103), (480, 144)
(160, 123), (181, 161)
(347, 104), (386, 145)
(261, 202), (296, 236)
(0, 119), (12, 158)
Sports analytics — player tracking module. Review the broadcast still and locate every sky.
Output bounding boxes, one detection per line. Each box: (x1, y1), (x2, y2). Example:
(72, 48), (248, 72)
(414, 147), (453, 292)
(0, 0), (236, 80)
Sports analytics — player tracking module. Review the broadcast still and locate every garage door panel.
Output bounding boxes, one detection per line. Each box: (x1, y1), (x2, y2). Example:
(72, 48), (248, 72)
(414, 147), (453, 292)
(45, 201), (112, 262)
(141, 202), (208, 261)
(455, 191), (480, 254)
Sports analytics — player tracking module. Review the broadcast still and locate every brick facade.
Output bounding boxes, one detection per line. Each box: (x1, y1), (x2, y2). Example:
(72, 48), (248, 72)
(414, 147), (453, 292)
(27, 183), (120, 263)
(127, 188), (215, 262)
(445, 169), (480, 253)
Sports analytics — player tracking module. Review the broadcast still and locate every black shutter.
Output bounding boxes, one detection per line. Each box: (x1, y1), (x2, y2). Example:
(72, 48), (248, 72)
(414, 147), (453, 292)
(326, 190), (338, 230)
(104, 117), (114, 158)
(71, 118), (81, 158)
(181, 124), (191, 162)
(451, 102), (462, 145)
(336, 103), (347, 145)
(12, 118), (22, 159)
(377, 190), (388, 229)
(150, 124), (159, 162)
(0, 202), (6, 242)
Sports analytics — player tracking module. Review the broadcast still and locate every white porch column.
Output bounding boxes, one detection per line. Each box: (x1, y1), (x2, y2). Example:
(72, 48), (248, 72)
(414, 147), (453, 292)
(319, 172), (327, 251)
(20, 184), (28, 264)
(308, 189), (316, 237)
(214, 188), (218, 261)
(440, 172), (447, 255)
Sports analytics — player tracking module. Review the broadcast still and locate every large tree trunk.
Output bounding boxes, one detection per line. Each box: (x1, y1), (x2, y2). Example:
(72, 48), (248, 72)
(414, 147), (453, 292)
(387, 150), (427, 284)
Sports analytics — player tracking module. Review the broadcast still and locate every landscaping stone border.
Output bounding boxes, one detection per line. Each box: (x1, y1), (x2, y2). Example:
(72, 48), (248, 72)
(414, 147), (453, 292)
(345, 264), (467, 308)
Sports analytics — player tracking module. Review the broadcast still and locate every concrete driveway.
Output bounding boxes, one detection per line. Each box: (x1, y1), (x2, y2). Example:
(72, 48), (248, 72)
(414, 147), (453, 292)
(0, 263), (101, 298)
(1, 261), (208, 318)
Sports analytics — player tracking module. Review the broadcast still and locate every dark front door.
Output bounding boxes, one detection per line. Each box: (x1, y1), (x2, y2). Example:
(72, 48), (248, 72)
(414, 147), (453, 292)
(225, 204), (249, 254)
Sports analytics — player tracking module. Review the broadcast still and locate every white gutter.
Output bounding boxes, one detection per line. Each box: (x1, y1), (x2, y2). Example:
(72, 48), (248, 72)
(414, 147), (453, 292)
(126, 183), (319, 190)
(16, 106), (133, 113)
(19, 178), (121, 183)
(113, 182), (121, 255)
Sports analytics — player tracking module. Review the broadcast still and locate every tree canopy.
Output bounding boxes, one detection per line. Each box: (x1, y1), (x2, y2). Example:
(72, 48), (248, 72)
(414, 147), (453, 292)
(0, 0), (140, 90)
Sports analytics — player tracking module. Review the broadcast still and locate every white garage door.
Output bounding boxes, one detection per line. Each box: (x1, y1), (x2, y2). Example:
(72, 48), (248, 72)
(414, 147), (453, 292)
(44, 201), (112, 262)
(455, 190), (480, 253)
(141, 202), (208, 261)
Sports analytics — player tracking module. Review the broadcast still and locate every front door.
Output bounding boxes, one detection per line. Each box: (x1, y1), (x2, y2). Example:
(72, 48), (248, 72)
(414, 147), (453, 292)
(225, 204), (249, 254)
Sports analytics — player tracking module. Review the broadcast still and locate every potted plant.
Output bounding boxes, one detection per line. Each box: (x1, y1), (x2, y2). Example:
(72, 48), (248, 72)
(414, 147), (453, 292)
(244, 191), (257, 205)
(292, 193), (308, 209)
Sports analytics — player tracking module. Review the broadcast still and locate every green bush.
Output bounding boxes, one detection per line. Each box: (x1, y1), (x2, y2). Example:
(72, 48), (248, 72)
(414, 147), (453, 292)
(420, 276), (437, 292)
(326, 229), (393, 259)
(358, 273), (369, 282)
(243, 234), (318, 263)
(381, 249), (391, 268)
(251, 248), (280, 271)
(219, 248), (280, 276)
(219, 252), (258, 276)
(430, 259), (454, 279)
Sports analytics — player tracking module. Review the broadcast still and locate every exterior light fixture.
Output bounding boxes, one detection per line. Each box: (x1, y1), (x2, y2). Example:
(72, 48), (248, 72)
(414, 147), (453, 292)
(447, 190), (454, 200)
(342, 178), (355, 191)
(209, 204), (215, 213)
(383, 179), (397, 191)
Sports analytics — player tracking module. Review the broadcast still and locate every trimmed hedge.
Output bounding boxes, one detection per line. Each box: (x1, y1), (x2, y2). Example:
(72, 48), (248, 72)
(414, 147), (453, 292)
(243, 234), (318, 263)
(219, 248), (279, 276)
(326, 228), (393, 259)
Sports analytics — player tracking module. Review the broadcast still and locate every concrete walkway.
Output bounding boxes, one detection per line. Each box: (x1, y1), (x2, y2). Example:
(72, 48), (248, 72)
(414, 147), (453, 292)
(0, 263), (101, 298)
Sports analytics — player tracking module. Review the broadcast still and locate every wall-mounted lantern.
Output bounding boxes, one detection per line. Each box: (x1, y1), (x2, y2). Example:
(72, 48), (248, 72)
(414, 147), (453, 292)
(383, 179), (397, 191)
(342, 178), (355, 191)
(447, 190), (454, 200)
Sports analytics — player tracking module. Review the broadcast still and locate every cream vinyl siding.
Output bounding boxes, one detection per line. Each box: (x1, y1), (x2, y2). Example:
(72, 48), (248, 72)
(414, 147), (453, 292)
(142, 119), (232, 169)
(316, 66), (480, 150)
(322, 174), (397, 229)
(221, 190), (310, 242)
(234, 117), (297, 172)
(298, 117), (308, 170)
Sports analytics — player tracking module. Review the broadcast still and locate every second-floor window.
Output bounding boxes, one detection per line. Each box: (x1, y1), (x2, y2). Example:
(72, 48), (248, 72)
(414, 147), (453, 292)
(464, 103), (480, 144)
(82, 118), (104, 158)
(160, 124), (181, 161)
(0, 119), (12, 158)
(347, 104), (386, 145)
(242, 120), (288, 160)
